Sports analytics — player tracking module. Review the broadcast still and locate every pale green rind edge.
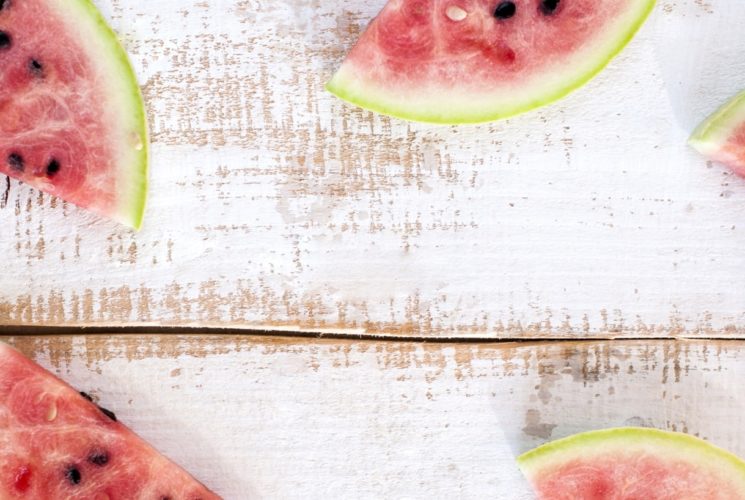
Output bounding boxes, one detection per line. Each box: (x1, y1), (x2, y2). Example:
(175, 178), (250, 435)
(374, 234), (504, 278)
(689, 89), (745, 155)
(517, 427), (745, 483)
(63, 0), (149, 230)
(326, 0), (656, 125)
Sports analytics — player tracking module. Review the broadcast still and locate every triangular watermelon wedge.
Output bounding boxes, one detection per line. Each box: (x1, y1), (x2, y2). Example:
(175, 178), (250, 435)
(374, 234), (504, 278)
(689, 89), (745, 177)
(0, 342), (220, 498)
(327, 0), (656, 124)
(518, 427), (745, 499)
(0, 0), (148, 229)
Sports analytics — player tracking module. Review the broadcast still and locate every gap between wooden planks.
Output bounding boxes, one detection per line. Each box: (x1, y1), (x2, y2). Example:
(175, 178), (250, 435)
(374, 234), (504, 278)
(2, 324), (745, 343)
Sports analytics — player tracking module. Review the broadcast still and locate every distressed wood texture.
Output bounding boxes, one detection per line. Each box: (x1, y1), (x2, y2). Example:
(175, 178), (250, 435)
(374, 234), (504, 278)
(2, 0), (745, 337)
(3, 335), (745, 498)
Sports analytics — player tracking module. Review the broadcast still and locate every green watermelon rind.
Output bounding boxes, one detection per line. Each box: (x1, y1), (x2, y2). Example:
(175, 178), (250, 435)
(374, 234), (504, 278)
(326, 0), (656, 125)
(689, 89), (745, 156)
(517, 427), (745, 491)
(49, 0), (149, 229)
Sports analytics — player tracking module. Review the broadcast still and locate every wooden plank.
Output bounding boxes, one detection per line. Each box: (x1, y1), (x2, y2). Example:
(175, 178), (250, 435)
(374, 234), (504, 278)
(2, 335), (744, 498)
(2, 1), (745, 337)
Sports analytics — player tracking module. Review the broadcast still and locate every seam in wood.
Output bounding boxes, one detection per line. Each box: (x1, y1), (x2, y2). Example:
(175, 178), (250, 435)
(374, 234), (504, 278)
(0, 325), (743, 345)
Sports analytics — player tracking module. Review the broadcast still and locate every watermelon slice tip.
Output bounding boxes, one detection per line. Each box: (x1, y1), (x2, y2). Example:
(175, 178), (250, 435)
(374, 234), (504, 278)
(0, 341), (219, 498)
(0, 0), (149, 229)
(689, 89), (745, 178)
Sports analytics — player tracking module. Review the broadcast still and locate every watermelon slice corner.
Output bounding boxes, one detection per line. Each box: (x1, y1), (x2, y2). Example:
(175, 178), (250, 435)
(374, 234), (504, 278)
(517, 427), (745, 499)
(689, 89), (745, 178)
(326, 0), (657, 124)
(0, 0), (149, 229)
(0, 341), (220, 499)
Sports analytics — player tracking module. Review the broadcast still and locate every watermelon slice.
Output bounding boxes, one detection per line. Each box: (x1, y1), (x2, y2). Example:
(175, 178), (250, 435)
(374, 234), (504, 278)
(0, 0), (148, 228)
(518, 427), (745, 499)
(327, 0), (656, 124)
(689, 89), (745, 178)
(0, 342), (220, 499)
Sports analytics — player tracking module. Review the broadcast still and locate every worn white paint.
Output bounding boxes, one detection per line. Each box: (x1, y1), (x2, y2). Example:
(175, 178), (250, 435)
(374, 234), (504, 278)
(5, 336), (744, 499)
(1, 0), (745, 337)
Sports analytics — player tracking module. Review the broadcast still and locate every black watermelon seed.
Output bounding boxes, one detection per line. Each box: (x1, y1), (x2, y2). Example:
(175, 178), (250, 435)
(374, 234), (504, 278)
(540, 0), (560, 14)
(46, 158), (60, 176)
(7, 153), (23, 172)
(88, 451), (109, 466)
(493, 1), (516, 19)
(0, 31), (10, 49)
(29, 59), (43, 77)
(65, 466), (82, 485)
(160, 496), (172, 500)
(0, 0), (8, 11)
(98, 405), (117, 422)
(79, 391), (93, 402)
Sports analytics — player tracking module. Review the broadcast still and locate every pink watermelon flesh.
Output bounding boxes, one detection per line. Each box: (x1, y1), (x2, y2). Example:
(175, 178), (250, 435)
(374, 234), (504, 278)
(326, 0), (655, 124)
(724, 124), (745, 177)
(689, 89), (745, 177)
(0, 0), (148, 228)
(518, 428), (745, 500)
(0, 342), (220, 499)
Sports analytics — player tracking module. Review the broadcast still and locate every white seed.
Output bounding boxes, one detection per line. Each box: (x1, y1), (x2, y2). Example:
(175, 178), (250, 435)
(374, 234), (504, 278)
(46, 401), (57, 421)
(446, 5), (468, 21)
(131, 132), (144, 151)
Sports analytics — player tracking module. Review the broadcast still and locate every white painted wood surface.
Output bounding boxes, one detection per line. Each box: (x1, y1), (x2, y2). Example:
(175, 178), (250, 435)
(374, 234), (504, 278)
(4, 336), (745, 499)
(2, 0), (745, 336)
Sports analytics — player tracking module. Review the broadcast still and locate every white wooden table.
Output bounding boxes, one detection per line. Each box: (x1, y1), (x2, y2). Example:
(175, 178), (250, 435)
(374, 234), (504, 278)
(1, 0), (744, 336)
(2, 0), (745, 498)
